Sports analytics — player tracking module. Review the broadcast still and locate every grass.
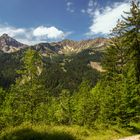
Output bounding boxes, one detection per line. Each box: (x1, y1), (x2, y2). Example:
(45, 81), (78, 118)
(0, 123), (139, 140)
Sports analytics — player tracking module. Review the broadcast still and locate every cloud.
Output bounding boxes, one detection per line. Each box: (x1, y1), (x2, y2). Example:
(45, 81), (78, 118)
(88, 0), (98, 7)
(33, 26), (65, 39)
(67, 2), (72, 6)
(82, 0), (98, 16)
(0, 25), (26, 37)
(86, 1), (130, 36)
(81, 9), (86, 13)
(0, 24), (71, 45)
(66, 1), (75, 13)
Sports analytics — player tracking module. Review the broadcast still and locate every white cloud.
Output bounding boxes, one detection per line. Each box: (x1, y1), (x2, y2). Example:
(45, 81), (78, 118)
(0, 24), (71, 45)
(66, 1), (75, 13)
(33, 26), (64, 39)
(67, 2), (72, 6)
(0, 25), (26, 37)
(81, 0), (98, 14)
(86, 0), (98, 16)
(88, 0), (94, 7)
(86, 1), (130, 36)
(81, 9), (86, 13)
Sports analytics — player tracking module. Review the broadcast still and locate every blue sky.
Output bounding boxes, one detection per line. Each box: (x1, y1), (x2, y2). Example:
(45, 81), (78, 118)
(0, 0), (131, 44)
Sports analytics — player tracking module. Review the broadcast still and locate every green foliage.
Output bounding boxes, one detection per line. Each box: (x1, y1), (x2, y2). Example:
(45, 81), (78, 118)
(99, 1), (140, 126)
(43, 50), (101, 94)
(0, 2), (140, 138)
(57, 90), (73, 124)
(0, 51), (22, 88)
(0, 88), (6, 129)
(0, 88), (6, 106)
(1, 49), (47, 126)
(72, 81), (95, 126)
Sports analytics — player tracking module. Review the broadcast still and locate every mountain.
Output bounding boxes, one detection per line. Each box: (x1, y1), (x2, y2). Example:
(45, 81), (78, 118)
(0, 34), (107, 89)
(58, 38), (107, 53)
(33, 38), (107, 56)
(0, 34), (107, 55)
(0, 34), (27, 53)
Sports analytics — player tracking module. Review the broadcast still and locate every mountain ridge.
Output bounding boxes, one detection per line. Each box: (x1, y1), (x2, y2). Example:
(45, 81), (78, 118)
(0, 34), (28, 53)
(0, 34), (108, 55)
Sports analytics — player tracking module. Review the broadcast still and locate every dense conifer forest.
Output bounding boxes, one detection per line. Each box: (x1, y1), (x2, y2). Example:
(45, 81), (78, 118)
(0, 1), (140, 140)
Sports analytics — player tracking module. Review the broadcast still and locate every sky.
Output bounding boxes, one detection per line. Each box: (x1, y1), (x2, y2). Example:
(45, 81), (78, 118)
(0, 0), (134, 44)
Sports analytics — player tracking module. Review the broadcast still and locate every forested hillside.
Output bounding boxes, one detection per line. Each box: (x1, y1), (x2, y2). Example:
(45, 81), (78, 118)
(0, 1), (140, 140)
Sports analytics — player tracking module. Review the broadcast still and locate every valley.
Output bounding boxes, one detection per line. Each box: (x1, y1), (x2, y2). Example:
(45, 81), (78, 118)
(0, 1), (140, 140)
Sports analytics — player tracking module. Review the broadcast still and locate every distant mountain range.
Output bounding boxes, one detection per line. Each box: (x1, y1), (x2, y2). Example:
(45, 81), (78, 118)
(0, 34), (108, 55)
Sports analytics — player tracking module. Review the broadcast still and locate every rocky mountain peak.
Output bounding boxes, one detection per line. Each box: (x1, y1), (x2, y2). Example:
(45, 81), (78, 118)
(0, 34), (108, 54)
(0, 34), (27, 53)
(1, 33), (9, 38)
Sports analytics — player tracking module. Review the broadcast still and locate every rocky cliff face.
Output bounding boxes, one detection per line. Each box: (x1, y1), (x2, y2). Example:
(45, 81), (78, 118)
(0, 34), (27, 53)
(0, 34), (107, 55)
(33, 38), (107, 55)
(0, 34), (107, 73)
(58, 38), (107, 54)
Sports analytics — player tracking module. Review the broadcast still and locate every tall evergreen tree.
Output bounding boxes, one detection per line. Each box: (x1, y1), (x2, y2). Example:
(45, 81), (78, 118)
(100, 1), (140, 125)
(111, 1), (140, 82)
(2, 49), (47, 125)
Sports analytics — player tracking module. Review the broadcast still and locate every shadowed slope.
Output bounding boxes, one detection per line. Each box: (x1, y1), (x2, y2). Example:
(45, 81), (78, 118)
(0, 127), (76, 140)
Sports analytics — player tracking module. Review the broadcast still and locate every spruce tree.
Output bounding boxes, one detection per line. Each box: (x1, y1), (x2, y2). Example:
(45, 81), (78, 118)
(2, 49), (47, 125)
(100, 0), (140, 125)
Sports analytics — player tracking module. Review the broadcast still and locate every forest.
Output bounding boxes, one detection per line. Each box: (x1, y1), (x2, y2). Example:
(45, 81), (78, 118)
(0, 1), (140, 140)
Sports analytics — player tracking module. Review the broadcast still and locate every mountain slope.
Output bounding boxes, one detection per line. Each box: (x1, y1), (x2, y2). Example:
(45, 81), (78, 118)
(0, 34), (107, 86)
(33, 38), (107, 55)
(0, 34), (27, 53)
(0, 34), (107, 55)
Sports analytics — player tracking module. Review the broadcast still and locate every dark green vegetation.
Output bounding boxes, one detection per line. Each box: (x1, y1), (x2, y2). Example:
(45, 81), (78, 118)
(0, 1), (140, 139)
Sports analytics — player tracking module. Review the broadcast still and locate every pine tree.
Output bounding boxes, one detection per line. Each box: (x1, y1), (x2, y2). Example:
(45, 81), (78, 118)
(100, 1), (140, 126)
(123, 1), (140, 82)
(110, 1), (140, 82)
(72, 81), (96, 126)
(0, 88), (6, 129)
(2, 49), (47, 125)
(57, 89), (72, 124)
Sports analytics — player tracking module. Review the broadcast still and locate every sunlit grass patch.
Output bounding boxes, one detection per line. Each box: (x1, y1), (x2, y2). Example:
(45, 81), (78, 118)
(0, 123), (136, 140)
